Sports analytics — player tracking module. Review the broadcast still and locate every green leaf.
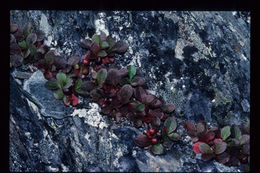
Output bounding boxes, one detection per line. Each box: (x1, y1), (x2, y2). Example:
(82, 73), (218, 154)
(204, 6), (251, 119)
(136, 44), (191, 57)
(96, 68), (107, 87)
(214, 141), (227, 154)
(127, 65), (136, 81)
(106, 36), (116, 50)
(196, 122), (206, 134)
(97, 50), (107, 57)
(53, 90), (64, 100)
(92, 34), (100, 44)
(136, 104), (145, 112)
(18, 40), (27, 49)
(164, 116), (177, 134)
(199, 143), (214, 154)
(232, 125), (242, 140)
(239, 134), (250, 145)
(45, 51), (55, 65)
(151, 143), (165, 155)
(63, 77), (73, 89)
(10, 23), (18, 33)
(23, 22), (32, 37)
(26, 33), (37, 45)
(45, 80), (60, 90)
(168, 132), (180, 141)
(29, 45), (37, 57)
(100, 41), (109, 49)
(56, 72), (67, 88)
(75, 79), (82, 91)
(221, 126), (231, 141)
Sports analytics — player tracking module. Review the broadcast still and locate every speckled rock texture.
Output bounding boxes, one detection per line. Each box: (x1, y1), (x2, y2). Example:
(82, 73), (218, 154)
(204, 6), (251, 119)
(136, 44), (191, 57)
(10, 11), (250, 172)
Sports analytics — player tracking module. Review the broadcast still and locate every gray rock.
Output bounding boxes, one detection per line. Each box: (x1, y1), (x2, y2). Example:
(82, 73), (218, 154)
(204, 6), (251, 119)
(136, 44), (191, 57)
(10, 10), (250, 172)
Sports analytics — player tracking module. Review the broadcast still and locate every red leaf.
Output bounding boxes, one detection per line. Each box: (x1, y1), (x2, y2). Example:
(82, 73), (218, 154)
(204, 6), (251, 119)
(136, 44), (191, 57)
(192, 142), (203, 154)
(71, 94), (79, 106)
(143, 117), (152, 123)
(201, 153), (215, 161)
(183, 121), (196, 131)
(203, 131), (215, 143)
(213, 138), (223, 144)
(134, 134), (152, 148)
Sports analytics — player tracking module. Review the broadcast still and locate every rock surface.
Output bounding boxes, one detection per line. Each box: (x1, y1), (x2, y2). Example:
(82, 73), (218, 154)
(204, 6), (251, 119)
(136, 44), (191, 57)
(10, 11), (250, 172)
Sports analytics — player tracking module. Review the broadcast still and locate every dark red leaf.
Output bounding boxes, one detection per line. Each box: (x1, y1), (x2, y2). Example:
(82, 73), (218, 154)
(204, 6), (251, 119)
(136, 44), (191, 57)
(13, 27), (24, 41)
(106, 68), (122, 86)
(90, 42), (100, 55)
(117, 84), (133, 103)
(35, 30), (45, 42)
(131, 76), (146, 86)
(150, 98), (162, 108)
(152, 116), (161, 127)
(183, 121), (197, 131)
(214, 141), (227, 154)
(161, 104), (175, 113)
(148, 109), (164, 119)
(54, 56), (67, 69)
(111, 41), (129, 54)
(216, 152), (230, 164)
(134, 134), (151, 148)
(197, 122), (206, 134)
(144, 94), (156, 105)
(201, 153), (215, 161)
(10, 42), (21, 55)
(68, 56), (80, 66)
(134, 86), (147, 103)
(202, 131), (215, 143)
(118, 68), (129, 78)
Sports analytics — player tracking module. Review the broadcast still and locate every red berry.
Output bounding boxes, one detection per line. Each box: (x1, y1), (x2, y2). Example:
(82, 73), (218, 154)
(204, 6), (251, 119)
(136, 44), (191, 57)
(149, 128), (156, 135)
(41, 68), (45, 72)
(151, 138), (158, 144)
(109, 57), (115, 62)
(83, 58), (90, 65)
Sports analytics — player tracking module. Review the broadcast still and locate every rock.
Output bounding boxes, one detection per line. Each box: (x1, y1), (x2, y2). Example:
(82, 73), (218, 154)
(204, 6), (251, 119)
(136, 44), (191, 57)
(241, 99), (250, 112)
(10, 10), (249, 172)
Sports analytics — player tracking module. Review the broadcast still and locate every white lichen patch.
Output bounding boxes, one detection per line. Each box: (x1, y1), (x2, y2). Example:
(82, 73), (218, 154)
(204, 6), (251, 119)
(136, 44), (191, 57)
(175, 39), (186, 61)
(48, 166), (59, 172)
(71, 103), (108, 129)
(25, 132), (31, 139)
(94, 12), (109, 36)
(25, 98), (43, 120)
(61, 164), (70, 172)
(112, 147), (124, 167)
(240, 53), (248, 61)
(84, 133), (91, 143)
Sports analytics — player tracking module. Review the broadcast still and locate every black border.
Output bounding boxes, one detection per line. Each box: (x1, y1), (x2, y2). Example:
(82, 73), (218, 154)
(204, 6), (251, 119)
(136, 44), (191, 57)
(6, 1), (255, 172)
